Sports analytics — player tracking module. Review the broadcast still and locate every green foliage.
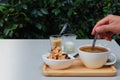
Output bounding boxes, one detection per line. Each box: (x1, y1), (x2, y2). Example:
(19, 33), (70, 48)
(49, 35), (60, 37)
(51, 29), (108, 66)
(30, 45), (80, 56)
(0, 0), (120, 39)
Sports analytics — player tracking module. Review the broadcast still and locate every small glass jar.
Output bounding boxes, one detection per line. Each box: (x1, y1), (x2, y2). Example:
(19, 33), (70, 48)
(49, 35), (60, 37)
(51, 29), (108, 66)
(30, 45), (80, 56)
(50, 35), (62, 50)
(62, 34), (76, 54)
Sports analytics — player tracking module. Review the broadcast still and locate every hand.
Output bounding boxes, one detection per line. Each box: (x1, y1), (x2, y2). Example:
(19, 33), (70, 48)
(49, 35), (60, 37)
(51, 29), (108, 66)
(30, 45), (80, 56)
(92, 14), (120, 41)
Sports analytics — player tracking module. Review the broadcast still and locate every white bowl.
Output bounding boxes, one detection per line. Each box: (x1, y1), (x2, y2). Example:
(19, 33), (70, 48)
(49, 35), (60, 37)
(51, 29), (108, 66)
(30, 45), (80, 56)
(42, 53), (75, 70)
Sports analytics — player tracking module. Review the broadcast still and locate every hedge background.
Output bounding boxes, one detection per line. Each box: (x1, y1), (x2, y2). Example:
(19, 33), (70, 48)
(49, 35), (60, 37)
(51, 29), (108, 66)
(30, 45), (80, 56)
(0, 0), (120, 44)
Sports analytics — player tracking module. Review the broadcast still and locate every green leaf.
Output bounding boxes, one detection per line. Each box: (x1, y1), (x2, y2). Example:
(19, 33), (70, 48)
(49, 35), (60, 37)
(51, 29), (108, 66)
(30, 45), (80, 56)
(41, 8), (48, 15)
(4, 18), (8, 21)
(75, 0), (84, 4)
(0, 6), (6, 12)
(4, 29), (10, 36)
(44, 0), (47, 4)
(67, 9), (73, 17)
(32, 10), (37, 15)
(9, 30), (13, 37)
(50, 0), (56, 4)
(73, 11), (77, 15)
(52, 9), (60, 16)
(9, 8), (14, 12)
(107, 3), (111, 7)
(20, 12), (30, 21)
(0, 22), (3, 27)
(37, 11), (43, 16)
(36, 23), (42, 30)
(4, 29), (14, 37)
(42, 25), (47, 32)
(50, 0), (56, 6)
(7, 24), (18, 30)
(78, 29), (85, 37)
(19, 24), (23, 28)
(22, 4), (27, 10)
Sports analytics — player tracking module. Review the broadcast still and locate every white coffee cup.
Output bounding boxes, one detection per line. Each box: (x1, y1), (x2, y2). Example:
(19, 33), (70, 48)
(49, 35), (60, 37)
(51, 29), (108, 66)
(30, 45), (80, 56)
(78, 45), (116, 69)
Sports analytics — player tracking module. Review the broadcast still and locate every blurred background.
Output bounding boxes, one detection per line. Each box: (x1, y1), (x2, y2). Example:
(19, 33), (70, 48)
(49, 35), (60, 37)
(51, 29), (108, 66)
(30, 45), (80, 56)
(0, 0), (120, 44)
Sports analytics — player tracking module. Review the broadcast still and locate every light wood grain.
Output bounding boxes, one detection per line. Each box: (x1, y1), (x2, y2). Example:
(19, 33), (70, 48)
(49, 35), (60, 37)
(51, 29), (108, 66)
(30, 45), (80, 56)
(43, 59), (117, 76)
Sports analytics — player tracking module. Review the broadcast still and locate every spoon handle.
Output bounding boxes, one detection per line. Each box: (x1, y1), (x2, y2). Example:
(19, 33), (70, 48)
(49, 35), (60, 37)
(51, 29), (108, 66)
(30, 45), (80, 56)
(92, 32), (98, 49)
(59, 23), (68, 35)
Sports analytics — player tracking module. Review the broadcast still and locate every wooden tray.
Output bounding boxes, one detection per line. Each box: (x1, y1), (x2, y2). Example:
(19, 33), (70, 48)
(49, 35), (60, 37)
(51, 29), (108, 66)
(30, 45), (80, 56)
(43, 59), (117, 77)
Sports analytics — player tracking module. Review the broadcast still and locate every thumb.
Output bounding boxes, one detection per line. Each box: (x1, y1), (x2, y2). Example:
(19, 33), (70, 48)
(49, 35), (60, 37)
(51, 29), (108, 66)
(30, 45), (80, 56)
(96, 25), (111, 33)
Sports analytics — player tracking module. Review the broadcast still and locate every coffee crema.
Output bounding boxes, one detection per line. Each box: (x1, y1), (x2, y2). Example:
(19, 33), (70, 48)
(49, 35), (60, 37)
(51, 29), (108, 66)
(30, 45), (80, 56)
(80, 46), (108, 53)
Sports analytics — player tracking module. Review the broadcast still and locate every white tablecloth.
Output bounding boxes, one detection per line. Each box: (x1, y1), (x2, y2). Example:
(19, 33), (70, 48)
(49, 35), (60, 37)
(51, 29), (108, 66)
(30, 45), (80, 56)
(0, 39), (120, 80)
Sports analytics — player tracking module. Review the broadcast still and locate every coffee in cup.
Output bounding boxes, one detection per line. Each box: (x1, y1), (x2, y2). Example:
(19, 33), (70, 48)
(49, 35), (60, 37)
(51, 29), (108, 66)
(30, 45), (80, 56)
(78, 45), (116, 68)
(79, 46), (108, 53)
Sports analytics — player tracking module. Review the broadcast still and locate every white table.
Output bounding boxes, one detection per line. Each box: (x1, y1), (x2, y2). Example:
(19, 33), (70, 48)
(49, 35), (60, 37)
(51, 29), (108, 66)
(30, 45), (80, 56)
(0, 39), (120, 80)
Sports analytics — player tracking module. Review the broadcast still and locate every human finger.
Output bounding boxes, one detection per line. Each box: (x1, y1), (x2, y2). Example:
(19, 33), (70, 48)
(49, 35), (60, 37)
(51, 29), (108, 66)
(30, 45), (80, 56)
(95, 15), (109, 27)
(91, 27), (96, 35)
(95, 25), (111, 33)
(105, 32), (113, 41)
(91, 15), (110, 35)
(105, 36), (112, 41)
(97, 33), (102, 39)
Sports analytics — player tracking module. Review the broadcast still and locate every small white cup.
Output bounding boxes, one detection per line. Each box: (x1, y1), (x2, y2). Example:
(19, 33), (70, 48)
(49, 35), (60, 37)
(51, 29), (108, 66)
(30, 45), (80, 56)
(78, 45), (116, 69)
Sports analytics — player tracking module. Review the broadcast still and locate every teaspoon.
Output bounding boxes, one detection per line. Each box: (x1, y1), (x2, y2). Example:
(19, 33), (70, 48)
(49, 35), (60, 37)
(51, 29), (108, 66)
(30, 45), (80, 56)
(91, 32), (98, 50)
